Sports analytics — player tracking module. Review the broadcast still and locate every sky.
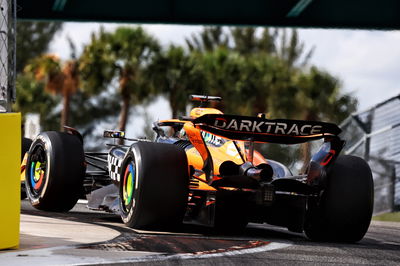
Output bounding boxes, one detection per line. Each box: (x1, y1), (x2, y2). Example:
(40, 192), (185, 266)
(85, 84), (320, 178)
(49, 23), (400, 136)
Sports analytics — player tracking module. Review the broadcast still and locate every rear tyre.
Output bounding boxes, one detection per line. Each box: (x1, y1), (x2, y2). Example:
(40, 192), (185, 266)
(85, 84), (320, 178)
(304, 155), (374, 242)
(119, 142), (189, 229)
(25, 132), (85, 212)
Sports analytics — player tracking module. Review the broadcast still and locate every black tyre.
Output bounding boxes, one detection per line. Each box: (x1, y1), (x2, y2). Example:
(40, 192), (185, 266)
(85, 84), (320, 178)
(21, 137), (33, 199)
(119, 142), (189, 229)
(304, 155), (374, 242)
(25, 131), (85, 212)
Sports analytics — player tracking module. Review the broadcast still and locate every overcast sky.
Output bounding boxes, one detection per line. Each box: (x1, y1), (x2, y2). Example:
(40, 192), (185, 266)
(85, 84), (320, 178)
(49, 22), (400, 116)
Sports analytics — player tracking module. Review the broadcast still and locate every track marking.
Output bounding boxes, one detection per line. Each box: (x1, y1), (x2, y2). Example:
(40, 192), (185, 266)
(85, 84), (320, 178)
(0, 240), (292, 266)
(76, 240), (292, 265)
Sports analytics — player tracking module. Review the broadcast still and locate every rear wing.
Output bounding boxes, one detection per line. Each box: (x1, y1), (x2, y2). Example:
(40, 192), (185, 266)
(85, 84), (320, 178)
(193, 114), (341, 144)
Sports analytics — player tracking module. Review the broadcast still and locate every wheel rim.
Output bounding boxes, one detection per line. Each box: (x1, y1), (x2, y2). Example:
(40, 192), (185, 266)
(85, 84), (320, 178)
(122, 162), (136, 211)
(28, 145), (47, 197)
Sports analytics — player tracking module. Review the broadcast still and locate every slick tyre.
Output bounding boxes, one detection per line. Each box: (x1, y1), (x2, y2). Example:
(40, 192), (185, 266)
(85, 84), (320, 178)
(25, 132), (85, 212)
(119, 142), (189, 229)
(304, 155), (374, 242)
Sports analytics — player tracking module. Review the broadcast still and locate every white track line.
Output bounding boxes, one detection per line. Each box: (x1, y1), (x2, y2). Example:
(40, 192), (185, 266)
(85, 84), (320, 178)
(76, 241), (293, 265)
(0, 241), (292, 266)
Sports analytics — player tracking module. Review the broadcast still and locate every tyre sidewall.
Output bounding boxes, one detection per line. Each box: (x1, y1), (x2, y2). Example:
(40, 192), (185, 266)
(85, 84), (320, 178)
(119, 148), (142, 227)
(305, 155), (374, 242)
(118, 142), (189, 229)
(25, 134), (53, 206)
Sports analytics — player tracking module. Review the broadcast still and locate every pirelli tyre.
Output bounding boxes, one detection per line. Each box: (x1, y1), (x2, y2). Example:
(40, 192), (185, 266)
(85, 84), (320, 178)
(119, 142), (189, 229)
(304, 155), (374, 242)
(25, 131), (85, 212)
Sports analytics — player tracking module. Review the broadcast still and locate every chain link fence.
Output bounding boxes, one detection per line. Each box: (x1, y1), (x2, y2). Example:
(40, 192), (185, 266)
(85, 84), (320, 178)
(341, 95), (400, 214)
(0, 0), (16, 112)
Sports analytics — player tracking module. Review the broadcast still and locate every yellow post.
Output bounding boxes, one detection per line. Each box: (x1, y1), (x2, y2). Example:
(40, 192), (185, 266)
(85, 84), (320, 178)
(0, 113), (20, 250)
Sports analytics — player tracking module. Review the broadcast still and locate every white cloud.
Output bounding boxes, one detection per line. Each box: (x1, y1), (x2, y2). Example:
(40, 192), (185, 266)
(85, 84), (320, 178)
(298, 29), (400, 110)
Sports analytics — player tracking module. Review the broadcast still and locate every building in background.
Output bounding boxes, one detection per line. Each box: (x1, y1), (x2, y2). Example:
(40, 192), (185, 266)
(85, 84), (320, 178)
(341, 94), (400, 214)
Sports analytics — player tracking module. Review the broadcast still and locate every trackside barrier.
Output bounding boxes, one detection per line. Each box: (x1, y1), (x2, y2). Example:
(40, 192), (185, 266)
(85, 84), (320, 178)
(0, 113), (20, 249)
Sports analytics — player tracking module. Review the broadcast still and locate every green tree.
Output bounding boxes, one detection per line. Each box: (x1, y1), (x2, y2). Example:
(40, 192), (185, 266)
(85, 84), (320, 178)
(230, 27), (277, 55)
(16, 21), (63, 73)
(14, 73), (60, 131)
(277, 29), (314, 70)
(24, 54), (80, 130)
(186, 26), (229, 52)
(79, 27), (160, 134)
(186, 27), (313, 116)
(186, 26), (357, 172)
(147, 45), (204, 118)
(195, 48), (244, 113)
(294, 67), (357, 122)
(293, 67), (358, 172)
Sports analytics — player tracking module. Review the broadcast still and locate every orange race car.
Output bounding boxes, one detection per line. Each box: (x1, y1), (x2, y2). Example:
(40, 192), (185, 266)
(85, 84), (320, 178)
(22, 95), (374, 242)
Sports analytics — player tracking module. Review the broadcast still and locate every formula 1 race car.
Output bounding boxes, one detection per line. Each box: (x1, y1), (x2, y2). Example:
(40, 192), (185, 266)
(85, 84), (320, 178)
(22, 95), (374, 242)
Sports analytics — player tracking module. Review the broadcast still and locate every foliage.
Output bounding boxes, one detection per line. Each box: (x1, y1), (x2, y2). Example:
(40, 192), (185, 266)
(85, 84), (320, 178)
(186, 26), (229, 52)
(146, 45), (205, 118)
(14, 21), (63, 130)
(16, 24), (358, 164)
(68, 90), (120, 130)
(185, 26), (357, 169)
(14, 73), (60, 131)
(79, 26), (160, 134)
(24, 54), (80, 130)
(16, 21), (63, 74)
(294, 67), (358, 123)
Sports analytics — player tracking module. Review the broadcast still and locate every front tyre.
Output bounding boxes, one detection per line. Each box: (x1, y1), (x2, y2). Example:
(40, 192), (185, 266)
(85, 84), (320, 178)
(119, 142), (189, 229)
(304, 155), (374, 242)
(25, 132), (85, 212)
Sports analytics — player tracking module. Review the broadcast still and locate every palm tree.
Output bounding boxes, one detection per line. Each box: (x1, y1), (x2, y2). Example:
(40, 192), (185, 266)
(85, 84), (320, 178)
(79, 26), (160, 134)
(146, 45), (204, 118)
(230, 27), (278, 56)
(24, 54), (80, 130)
(195, 47), (245, 113)
(294, 67), (358, 172)
(186, 26), (229, 52)
(14, 72), (59, 131)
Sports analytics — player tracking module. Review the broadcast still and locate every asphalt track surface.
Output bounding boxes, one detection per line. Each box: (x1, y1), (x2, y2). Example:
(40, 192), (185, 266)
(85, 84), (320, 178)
(2, 200), (400, 265)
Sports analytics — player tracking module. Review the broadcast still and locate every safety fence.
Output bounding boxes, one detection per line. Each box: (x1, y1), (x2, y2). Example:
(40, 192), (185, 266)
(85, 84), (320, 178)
(341, 95), (400, 214)
(0, 0), (16, 112)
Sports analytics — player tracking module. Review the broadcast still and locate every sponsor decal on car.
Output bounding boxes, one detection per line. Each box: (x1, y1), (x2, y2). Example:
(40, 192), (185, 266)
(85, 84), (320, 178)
(193, 114), (341, 144)
(213, 118), (323, 136)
